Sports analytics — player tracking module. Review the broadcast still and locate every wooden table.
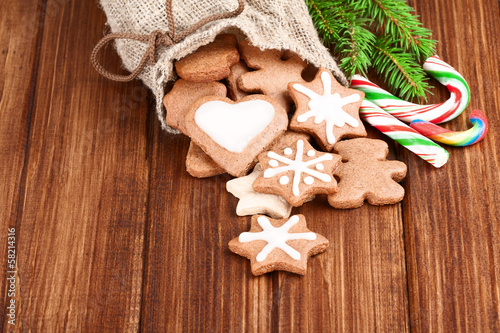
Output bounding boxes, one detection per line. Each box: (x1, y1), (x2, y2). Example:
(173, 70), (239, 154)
(1, 0), (499, 331)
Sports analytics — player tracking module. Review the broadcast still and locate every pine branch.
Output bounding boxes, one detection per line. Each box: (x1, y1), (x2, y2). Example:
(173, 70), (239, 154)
(334, 14), (375, 78)
(306, 0), (343, 45)
(306, 0), (375, 77)
(307, 0), (437, 101)
(371, 37), (432, 101)
(359, 0), (436, 60)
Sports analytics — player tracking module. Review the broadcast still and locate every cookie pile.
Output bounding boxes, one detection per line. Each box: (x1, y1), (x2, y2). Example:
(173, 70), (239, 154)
(164, 34), (407, 276)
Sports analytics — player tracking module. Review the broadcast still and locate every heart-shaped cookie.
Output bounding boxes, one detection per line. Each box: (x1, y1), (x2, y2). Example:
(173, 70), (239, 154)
(195, 99), (276, 153)
(185, 95), (288, 177)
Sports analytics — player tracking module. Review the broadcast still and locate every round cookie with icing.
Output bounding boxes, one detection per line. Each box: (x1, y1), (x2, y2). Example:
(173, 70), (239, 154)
(184, 95), (288, 177)
(289, 68), (367, 151)
(228, 214), (329, 275)
(253, 139), (342, 207)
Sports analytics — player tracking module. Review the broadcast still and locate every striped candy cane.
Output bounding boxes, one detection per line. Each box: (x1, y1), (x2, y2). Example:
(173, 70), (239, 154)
(410, 109), (489, 147)
(360, 100), (449, 168)
(351, 56), (470, 124)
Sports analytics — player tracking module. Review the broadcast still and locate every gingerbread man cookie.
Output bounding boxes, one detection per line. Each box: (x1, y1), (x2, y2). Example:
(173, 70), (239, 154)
(289, 68), (366, 151)
(328, 138), (407, 209)
(229, 214), (329, 275)
(238, 40), (307, 112)
(253, 139), (342, 206)
(227, 60), (251, 101)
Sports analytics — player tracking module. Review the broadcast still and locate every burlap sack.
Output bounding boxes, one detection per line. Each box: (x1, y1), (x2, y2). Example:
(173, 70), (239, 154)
(96, 0), (346, 133)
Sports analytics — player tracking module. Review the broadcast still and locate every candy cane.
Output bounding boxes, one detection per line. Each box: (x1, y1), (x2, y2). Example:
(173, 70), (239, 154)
(409, 109), (488, 147)
(360, 100), (449, 168)
(351, 56), (470, 124)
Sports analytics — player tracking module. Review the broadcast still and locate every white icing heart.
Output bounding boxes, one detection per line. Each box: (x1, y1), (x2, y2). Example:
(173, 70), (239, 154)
(195, 100), (275, 153)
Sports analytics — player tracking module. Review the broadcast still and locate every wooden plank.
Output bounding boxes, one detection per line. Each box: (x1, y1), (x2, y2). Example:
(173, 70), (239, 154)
(274, 200), (409, 332)
(141, 133), (274, 332)
(0, 0), (46, 330)
(9, 0), (151, 331)
(405, 0), (500, 331)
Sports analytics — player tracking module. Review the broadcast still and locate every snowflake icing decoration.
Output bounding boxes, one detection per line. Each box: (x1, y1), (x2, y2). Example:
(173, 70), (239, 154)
(293, 71), (361, 144)
(239, 215), (316, 262)
(263, 139), (333, 197)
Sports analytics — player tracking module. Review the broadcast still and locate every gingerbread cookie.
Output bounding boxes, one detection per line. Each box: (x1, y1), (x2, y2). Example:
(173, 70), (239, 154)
(227, 60), (250, 101)
(186, 141), (226, 178)
(229, 214), (329, 275)
(226, 164), (292, 219)
(163, 79), (227, 133)
(270, 130), (311, 151)
(238, 40), (307, 112)
(289, 68), (366, 151)
(184, 95), (288, 177)
(253, 139), (342, 207)
(328, 138), (407, 209)
(175, 34), (240, 82)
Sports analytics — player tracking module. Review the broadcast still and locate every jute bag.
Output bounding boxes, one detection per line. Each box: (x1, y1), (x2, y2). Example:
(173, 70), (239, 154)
(92, 0), (347, 133)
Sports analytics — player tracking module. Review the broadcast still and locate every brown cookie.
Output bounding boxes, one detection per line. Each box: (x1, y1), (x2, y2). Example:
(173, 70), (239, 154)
(184, 95), (288, 177)
(238, 40), (307, 112)
(226, 164), (293, 219)
(248, 130), (311, 166)
(175, 34), (240, 82)
(227, 60), (250, 101)
(253, 139), (342, 207)
(229, 214), (329, 276)
(270, 130), (311, 151)
(185, 141), (226, 178)
(289, 68), (366, 151)
(328, 138), (407, 209)
(163, 79), (227, 133)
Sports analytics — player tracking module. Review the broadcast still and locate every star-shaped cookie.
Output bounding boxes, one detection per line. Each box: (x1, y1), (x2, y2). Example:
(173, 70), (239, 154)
(226, 164), (293, 219)
(253, 139), (342, 207)
(229, 214), (329, 275)
(238, 41), (307, 112)
(289, 68), (366, 151)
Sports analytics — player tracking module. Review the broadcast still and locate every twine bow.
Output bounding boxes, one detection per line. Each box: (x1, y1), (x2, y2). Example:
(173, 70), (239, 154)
(91, 0), (245, 82)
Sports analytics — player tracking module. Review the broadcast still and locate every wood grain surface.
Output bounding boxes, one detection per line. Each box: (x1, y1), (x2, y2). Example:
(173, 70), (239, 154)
(1, 0), (499, 332)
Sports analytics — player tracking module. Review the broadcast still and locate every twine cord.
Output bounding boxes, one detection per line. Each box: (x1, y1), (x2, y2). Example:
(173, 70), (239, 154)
(91, 0), (245, 82)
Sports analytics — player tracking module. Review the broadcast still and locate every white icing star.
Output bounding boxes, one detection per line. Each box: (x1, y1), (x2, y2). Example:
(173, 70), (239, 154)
(239, 215), (317, 262)
(263, 140), (333, 197)
(293, 71), (361, 144)
(226, 164), (292, 219)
